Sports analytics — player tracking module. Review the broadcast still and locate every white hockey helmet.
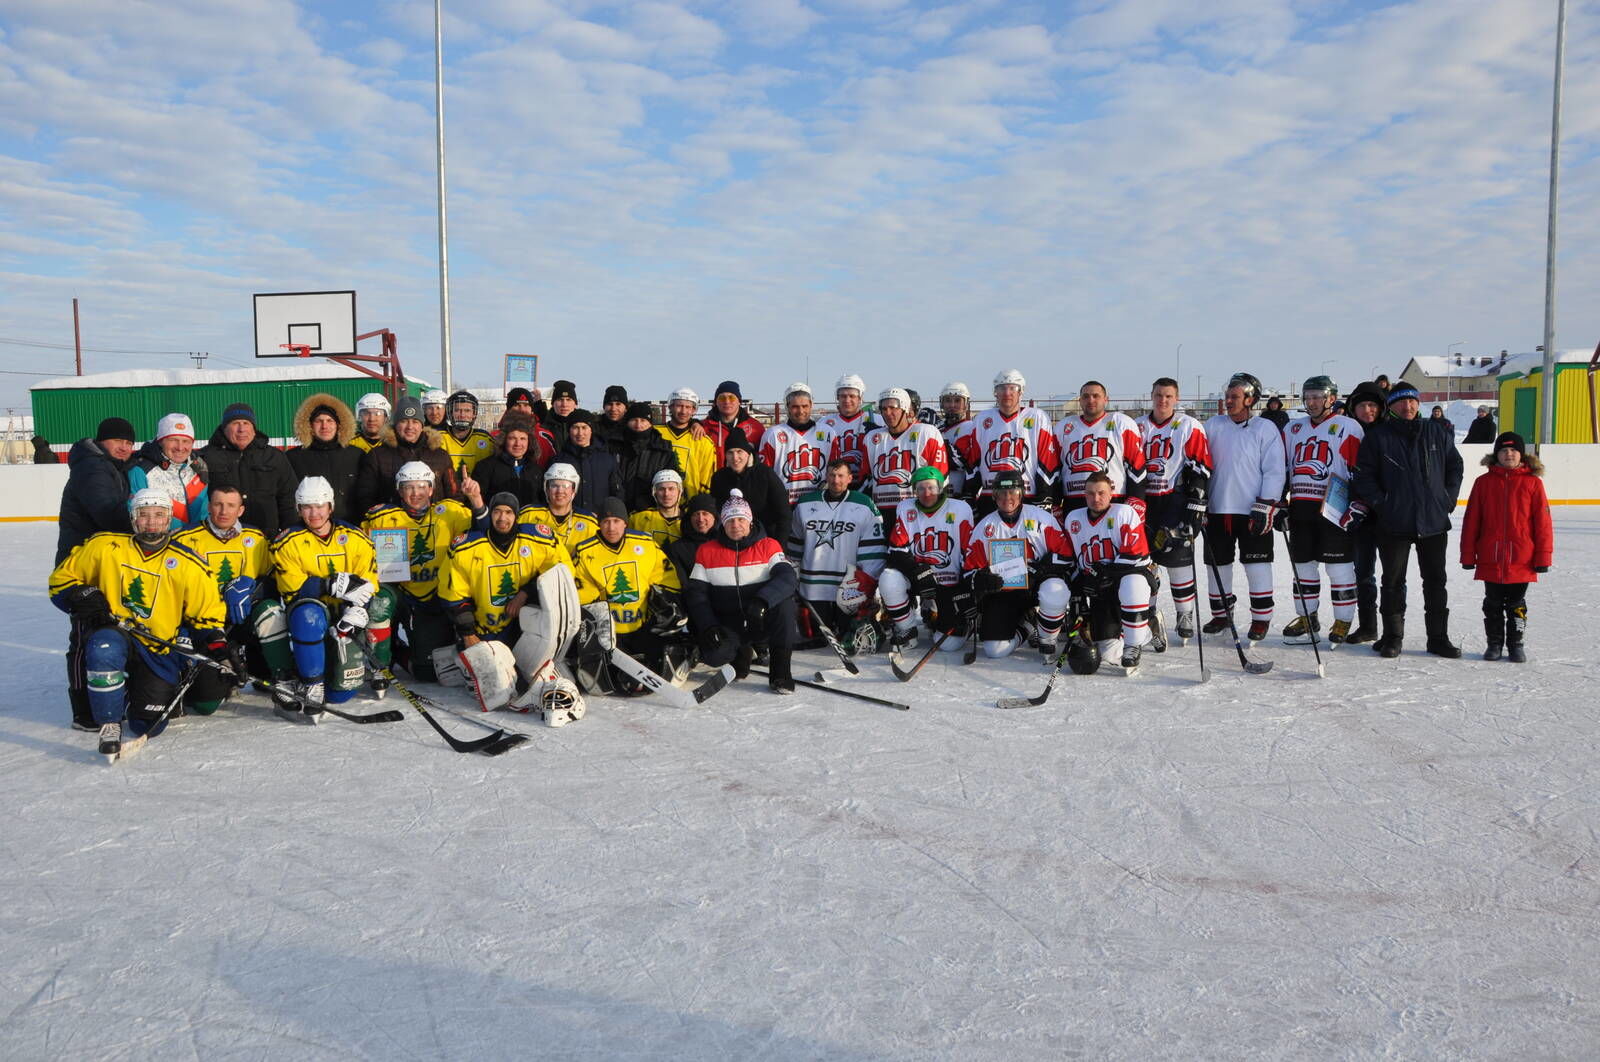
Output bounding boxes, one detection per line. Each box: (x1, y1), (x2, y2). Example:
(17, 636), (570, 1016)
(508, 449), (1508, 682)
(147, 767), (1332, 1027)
(940, 380), (972, 400)
(295, 476), (335, 507)
(544, 462), (580, 486)
(878, 387), (910, 411)
(993, 368), (1026, 392)
(356, 392), (392, 416)
(129, 487), (173, 514)
(395, 461), (436, 487)
(668, 387), (699, 408)
(784, 381), (812, 400)
(652, 468), (683, 489)
(421, 388), (448, 408)
(835, 373), (865, 396)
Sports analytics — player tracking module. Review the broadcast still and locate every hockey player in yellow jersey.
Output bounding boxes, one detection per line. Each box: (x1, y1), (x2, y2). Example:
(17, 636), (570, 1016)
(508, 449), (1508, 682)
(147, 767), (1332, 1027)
(628, 468), (685, 550)
(442, 492), (572, 641)
(50, 488), (230, 759)
(259, 476), (397, 720)
(655, 388), (717, 498)
(517, 462), (599, 553)
(173, 484), (272, 715)
(361, 461), (485, 681)
(437, 389), (498, 478)
(570, 496), (689, 693)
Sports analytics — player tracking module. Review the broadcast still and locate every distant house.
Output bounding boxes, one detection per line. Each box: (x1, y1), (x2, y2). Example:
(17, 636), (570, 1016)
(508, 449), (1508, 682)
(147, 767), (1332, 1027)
(1398, 352), (1513, 403)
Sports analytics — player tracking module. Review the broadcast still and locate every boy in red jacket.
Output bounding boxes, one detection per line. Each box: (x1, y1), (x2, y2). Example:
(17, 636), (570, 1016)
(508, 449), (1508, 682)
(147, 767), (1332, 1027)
(1460, 432), (1552, 662)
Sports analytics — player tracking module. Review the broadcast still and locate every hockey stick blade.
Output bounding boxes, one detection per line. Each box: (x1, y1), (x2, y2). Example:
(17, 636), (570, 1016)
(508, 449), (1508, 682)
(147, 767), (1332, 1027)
(750, 666), (909, 710)
(321, 703), (405, 725)
(354, 644), (517, 754)
(889, 630), (953, 682)
(609, 649), (735, 708)
(799, 599), (860, 675)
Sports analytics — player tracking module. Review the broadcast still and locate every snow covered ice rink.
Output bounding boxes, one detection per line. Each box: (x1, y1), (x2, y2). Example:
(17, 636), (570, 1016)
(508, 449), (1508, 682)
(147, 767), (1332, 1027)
(2, 514), (1597, 1061)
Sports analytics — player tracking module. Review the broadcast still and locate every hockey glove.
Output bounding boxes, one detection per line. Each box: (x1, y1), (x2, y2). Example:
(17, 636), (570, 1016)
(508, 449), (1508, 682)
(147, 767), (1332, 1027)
(1339, 501), (1369, 532)
(450, 606), (478, 637)
(912, 567), (939, 602)
(972, 569), (1004, 597)
(1272, 506), (1290, 533)
(1248, 499), (1275, 538)
(223, 576), (258, 626)
(335, 605), (370, 638)
(196, 630), (231, 663)
(62, 585), (116, 629)
(647, 587), (685, 635)
(329, 573), (376, 608)
(884, 549), (919, 581)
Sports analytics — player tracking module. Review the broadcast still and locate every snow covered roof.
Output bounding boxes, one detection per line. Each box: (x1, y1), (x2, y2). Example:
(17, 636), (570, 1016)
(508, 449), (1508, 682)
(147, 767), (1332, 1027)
(1404, 354), (1514, 379)
(31, 363), (433, 390)
(1495, 348), (1594, 378)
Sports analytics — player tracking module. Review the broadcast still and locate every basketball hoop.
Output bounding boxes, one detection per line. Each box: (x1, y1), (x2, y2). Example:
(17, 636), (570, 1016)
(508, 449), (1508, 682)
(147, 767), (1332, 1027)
(280, 343), (313, 358)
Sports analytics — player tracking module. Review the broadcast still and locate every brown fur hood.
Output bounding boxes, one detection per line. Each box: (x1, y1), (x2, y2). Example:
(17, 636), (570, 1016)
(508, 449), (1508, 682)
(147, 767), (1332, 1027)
(293, 392), (356, 447)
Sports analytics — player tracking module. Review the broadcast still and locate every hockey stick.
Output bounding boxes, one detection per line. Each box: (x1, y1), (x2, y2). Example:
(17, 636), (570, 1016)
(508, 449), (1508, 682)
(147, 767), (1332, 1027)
(1195, 529), (1274, 675)
(798, 598), (860, 675)
(1193, 596), (1210, 682)
(748, 666), (909, 710)
(1278, 524), (1327, 679)
(890, 628), (955, 682)
(102, 660), (206, 763)
(356, 642), (526, 755)
(253, 678), (405, 724)
(609, 648), (737, 708)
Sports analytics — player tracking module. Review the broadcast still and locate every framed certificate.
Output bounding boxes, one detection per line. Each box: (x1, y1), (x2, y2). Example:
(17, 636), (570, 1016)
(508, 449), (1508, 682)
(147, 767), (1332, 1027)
(987, 538), (1029, 590)
(1321, 475), (1349, 527)
(371, 527), (411, 583)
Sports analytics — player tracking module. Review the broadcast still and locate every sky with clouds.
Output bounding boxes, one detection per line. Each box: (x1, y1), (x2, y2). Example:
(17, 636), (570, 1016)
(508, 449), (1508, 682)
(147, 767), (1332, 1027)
(2, 0), (1598, 410)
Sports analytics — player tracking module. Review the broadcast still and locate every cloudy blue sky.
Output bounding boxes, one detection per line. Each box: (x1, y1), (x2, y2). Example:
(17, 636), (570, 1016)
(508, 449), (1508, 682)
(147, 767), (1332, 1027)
(2, 0), (1598, 408)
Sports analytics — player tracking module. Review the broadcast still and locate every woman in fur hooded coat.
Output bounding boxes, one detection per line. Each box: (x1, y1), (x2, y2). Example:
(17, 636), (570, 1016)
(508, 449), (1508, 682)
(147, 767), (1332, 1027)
(287, 393), (362, 521)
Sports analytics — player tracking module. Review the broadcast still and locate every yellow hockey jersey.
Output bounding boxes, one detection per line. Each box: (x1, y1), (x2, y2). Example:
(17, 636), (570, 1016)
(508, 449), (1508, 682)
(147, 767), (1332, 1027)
(438, 427), (498, 477)
(440, 527), (573, 635)
(350, 434), (382, 453)
(175, 522), (272, 595)
(50, 532), (227, 643)
(571, 530), (676, 634)
(269, 521), (379, 607)
(628, 508), (683, 551)
(654, 424), (717, 498)
(517, 505), (599, 555)
(362, 500), (475, 600)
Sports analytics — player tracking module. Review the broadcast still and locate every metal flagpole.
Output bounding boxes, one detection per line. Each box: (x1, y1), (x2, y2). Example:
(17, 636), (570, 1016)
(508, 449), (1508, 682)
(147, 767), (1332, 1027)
(1539, 0), (1567, 446)
(434, 0), (454, 393)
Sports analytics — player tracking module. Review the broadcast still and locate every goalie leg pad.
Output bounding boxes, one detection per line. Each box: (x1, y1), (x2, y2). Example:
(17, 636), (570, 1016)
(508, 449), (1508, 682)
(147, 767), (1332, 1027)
(514, 566), (582, 680)
(431, 645), (467, 687)
(460, 639), (518, 710)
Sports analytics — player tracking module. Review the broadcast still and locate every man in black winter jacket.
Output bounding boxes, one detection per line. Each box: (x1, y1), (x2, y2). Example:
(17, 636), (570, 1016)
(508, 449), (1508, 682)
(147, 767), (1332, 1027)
(612, 402), (681, 511)
(350, 396), (456, 515)
(56, 417), (135, 564)
(558, 410), (623, 514)
(709, 432), (789, 540)
(286, 393), (362, 521)
(197, 403), (297, 537)
(1350, 382), (1465, 658)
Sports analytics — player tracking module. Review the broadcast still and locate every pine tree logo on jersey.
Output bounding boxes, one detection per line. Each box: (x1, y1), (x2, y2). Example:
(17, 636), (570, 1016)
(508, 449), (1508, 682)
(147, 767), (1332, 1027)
(214, 555), (238, 597)
(490, 566), (517, 607)
(119, 566), (158, 620)
(606, 563), (641, 605)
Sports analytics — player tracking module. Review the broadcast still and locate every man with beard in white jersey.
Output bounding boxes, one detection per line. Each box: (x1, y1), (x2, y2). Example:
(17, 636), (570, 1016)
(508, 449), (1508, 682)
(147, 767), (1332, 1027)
(1057, 380), (1147, 518)
(760, 382), (831, 504)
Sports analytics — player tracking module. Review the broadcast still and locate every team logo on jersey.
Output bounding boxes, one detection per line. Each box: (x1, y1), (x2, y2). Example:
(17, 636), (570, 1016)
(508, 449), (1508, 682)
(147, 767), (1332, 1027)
(1144, 434), (1174, 465)
(1065, 434), (1111, 474)
(519, 545), (532, 558)
(434, 504), (448, 514)
(984, 434), (1029, 471)
(535, 523), (554, 537)
(452, 533), (468, 546)
(1069, 520), (1082, 534)
(337, 533), (348, 545)
(119, 563), (160, 620)
(873, 446), (915, 486)
(604, 562), (641, 605)
(488, 563), (519, 606)
(910, 526), (955, 567)
(783, 443), (824, 483)
(243, 536), (256, 547)
(805, 517), (858, 549)
(633, 545), (644, 555)
(1292, 438), (1332, 481)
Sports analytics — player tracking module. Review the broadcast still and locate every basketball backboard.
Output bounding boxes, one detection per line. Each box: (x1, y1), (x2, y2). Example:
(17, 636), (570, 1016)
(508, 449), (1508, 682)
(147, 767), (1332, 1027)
(253, 290), (358, 358)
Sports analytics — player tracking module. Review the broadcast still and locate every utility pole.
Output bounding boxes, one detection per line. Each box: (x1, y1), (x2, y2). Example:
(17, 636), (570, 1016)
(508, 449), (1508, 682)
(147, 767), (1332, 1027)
(73, 297), (82, 375)
(433, 0), (454, 393)
(1540, 0), (1567, 445)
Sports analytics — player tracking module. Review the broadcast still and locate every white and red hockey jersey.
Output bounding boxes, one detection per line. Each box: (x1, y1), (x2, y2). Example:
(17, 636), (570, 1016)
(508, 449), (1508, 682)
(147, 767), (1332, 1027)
(1057, 412), (1148, 503)
(953, 406), (1060, 499)
(862, 423), (948, 516)
(963, 504), (1071, 572)
(760, 421), (831, 503)
(940, 418), (976, 495)
(888, 496), (974, 586)
(817, 410), (878, 486)
(1060, 502), (1152, 572)
(1137, 412), (1212, 497)
(1283, 414), (1363, 503)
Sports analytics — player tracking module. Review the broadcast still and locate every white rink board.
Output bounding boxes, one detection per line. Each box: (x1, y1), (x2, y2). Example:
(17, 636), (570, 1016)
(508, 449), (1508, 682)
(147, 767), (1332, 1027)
(2, 513), (1598, 1059)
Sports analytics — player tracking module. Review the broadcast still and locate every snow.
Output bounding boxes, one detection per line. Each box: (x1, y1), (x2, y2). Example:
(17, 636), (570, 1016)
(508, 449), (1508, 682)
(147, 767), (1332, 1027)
(3, 516), (1598, 1059)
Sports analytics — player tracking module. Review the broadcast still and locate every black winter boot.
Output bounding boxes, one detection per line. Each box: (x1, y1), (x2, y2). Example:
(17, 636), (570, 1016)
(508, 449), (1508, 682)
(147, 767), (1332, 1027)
(1425, 609), (1462, 659)
(1506, 605), (1527, 663)
(1377, 614), (1404, 658)
(767, 647), (795, 694)
(1482, 608), (1504, 661)
(1346, 602), (1378, 645)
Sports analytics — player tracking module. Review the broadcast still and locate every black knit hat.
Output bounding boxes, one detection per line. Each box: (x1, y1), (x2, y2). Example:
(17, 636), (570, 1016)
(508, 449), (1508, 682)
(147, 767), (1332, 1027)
(685, 493), (719, 516)
(723, 430), (755, 455)
(604, 385), (629, 406)
(598, 496), (629, 522)
(566, 408), (595, 428)
(1346, 381), (1384, 412)
(95, 417), (136, 443)
(505, 387), (534, 406)
(310, 403), (340, 424)
(221, 402), (256, 427)
(551, 379), (577, 401)
(625, 401), (655, 424)
(396, 396), (423, 423)
(1493, 431), (1526, 456)
(488, 491), (521, 513)
(714, 380), (742, 399)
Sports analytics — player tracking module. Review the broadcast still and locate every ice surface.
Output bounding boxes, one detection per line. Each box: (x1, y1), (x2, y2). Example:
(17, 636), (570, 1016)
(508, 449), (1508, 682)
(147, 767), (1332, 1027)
(2, 515), (1597, 1060)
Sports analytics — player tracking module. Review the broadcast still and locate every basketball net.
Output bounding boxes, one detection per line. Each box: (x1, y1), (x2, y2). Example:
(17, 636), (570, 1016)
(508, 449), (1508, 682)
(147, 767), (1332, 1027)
(280, 343), (313, 358)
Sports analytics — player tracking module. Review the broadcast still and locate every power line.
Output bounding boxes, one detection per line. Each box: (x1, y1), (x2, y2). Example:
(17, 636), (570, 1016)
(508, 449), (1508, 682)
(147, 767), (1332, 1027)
(0, 335), (198, 355)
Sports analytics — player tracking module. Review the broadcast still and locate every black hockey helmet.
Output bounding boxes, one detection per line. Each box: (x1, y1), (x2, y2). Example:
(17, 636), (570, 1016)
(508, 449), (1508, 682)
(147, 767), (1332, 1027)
(1301, 374), (1338, 400)
(991, 469), (1026, 494)
(446, 389), (479, 429)
(1227, 372), (1263, 404)
(1067, 633), (1101, 675)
